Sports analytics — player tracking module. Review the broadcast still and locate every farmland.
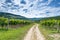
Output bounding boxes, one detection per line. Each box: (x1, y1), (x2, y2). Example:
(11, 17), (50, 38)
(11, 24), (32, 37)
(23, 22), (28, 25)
(0, 13), (60, 40)
(0, 17), (33, 40)
(39, 19), (60, 40)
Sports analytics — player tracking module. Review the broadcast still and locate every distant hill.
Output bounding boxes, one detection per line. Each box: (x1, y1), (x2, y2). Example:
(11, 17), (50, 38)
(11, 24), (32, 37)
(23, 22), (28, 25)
(0, 12), (28, 20)
(0, 12), (60, 21)
(28, 16), (60, 21)
(40, 16), (60, 20)
(28, 18), (41, 21)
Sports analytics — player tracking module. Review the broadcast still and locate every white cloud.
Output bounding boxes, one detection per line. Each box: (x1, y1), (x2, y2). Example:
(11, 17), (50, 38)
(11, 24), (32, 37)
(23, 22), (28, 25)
(47, 0), (53, 5)
(11, 0), (20, 5)
(0, 0), (60, 18)
(58, 3), (60, 4)
(0, 0), (6, 3)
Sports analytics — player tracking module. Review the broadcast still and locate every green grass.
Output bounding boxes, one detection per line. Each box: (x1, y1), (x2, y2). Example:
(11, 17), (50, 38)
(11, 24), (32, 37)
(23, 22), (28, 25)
(39, 24), (58, 40)
(0, 24), (33, 40)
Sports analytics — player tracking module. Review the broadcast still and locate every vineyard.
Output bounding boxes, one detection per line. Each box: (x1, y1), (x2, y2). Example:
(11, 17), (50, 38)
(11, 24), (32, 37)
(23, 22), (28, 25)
(0, 17), (31, 30)
(39, 19), (60, 40)
(40, 19), (60, 33)
(0, 15), (60, 40)
(0, 17), (33, 40)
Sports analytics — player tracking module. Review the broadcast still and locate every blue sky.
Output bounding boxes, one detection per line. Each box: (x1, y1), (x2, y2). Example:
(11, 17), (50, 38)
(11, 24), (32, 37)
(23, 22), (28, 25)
(0, 0), (60, 18)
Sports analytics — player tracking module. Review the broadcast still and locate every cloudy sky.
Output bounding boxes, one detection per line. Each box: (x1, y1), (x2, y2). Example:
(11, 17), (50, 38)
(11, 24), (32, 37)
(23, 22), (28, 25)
(0, 0), (60, 18)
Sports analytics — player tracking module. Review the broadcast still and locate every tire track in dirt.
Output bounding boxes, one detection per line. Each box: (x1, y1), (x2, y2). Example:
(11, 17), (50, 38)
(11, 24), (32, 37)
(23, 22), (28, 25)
(24, 24), (45, 40)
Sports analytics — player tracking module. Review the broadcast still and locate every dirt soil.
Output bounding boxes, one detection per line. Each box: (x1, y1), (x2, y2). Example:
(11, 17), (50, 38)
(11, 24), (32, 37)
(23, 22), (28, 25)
(24, 24), (45, 40)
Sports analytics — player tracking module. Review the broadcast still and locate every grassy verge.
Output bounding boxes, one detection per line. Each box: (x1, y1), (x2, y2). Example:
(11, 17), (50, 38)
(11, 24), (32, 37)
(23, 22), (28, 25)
(0, 24), (33, 40)
(39, 24), (58, 40)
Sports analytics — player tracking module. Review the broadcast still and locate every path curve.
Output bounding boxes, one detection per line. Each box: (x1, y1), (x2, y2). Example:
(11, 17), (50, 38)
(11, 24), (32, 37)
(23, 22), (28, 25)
(24, 24), (45, 40)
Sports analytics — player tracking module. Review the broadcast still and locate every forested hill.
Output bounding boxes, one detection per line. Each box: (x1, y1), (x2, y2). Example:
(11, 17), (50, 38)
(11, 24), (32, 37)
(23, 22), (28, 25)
(0, 12), (28, 20)
(0, 12), (60, 21)
(40, 16), (60, 20)
(28, 16), (60, 21)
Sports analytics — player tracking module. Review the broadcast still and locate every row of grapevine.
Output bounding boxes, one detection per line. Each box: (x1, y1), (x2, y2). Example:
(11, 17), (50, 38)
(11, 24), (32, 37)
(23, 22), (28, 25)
(0, 17), (31, 29)
(40, 19), (60, 32)
(9, 19), (31, 25)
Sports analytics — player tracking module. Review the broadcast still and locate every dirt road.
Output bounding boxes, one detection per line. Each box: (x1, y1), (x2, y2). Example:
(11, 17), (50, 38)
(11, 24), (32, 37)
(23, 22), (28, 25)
(24, 24), (45, 40)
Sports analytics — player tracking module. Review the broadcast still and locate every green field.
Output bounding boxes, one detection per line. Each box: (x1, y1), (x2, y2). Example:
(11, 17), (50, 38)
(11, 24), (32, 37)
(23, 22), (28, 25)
(0, 24), (33, 40)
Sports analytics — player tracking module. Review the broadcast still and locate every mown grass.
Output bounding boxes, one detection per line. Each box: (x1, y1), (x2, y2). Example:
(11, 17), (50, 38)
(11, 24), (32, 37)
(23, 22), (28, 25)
(0, 24), (33, 40)
(39, 24), (58, 40)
